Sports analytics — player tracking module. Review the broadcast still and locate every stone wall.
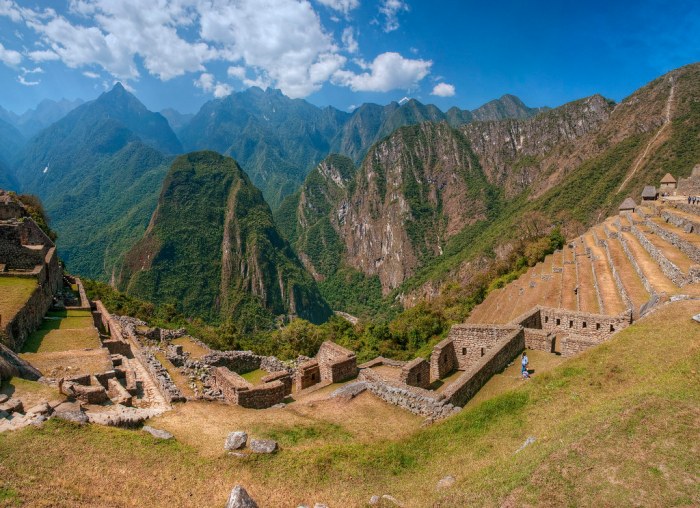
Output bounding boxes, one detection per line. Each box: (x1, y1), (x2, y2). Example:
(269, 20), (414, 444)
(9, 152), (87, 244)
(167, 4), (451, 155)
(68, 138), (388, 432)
(616, 227), (655, 296)
(646, 218), (700, 264)
(598, 238), (634, 312)
(1, 278), (53, 351)
(523, 328), (553, 352)
(630, 224), (685, 286)
(429, 337), (457, 382)
(358, 368), (456, 419)
(662, 209), (700, 235)
(0, 223), (44, 270)
(317, 341), (357, 383)
(540, 307), (631, 340)
(142, 350), (186, 403)
(261, 370), (292, 396)
(202, 351), (262, 374)
(296, 360), (321, 391)
(399, 358), (430, 389)
(442, 327), (525, 407)
(444, 324), (522, 371)
(212, 367), (286, 408)
(560, 334), (601, 357)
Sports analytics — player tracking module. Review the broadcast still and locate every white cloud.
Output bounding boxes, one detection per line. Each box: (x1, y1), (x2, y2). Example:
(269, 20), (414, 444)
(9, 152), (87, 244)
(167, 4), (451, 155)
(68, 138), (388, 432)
(27, 49), (59, 62)
(431, 82), (455, 97)
(0, 42), (22, 66)
(342, 27), (358, 53)
(333, 51), (431, 92)
(198, 0), (346, 98)
(17, 74), (39, 86)
(194, 72), (232, 98)
(316, 0), (359, 14)
(0, 0), (430, 98)
(83, 70), (100, 78)
(378, 0), (408, 32)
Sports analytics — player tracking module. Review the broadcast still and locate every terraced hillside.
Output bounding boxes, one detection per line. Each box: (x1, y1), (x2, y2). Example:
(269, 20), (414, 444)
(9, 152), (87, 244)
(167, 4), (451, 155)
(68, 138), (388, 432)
(467, 198), (700, 327)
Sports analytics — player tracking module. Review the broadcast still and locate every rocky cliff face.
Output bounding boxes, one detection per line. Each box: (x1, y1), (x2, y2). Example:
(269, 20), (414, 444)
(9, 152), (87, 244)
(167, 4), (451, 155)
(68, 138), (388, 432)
(285, 123), (496, 294)
(461, 94), (615, 197)
(120, 151), (331, 328)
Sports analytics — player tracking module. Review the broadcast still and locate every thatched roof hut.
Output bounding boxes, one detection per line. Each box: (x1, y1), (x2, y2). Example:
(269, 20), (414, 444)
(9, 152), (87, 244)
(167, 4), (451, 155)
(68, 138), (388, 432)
(641, 186), (658, 201)
(619, 197), (637, 212)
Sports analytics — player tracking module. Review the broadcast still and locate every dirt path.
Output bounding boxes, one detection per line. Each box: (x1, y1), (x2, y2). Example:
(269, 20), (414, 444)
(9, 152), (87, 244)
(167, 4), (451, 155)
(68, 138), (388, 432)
(618, 75), (675, 193)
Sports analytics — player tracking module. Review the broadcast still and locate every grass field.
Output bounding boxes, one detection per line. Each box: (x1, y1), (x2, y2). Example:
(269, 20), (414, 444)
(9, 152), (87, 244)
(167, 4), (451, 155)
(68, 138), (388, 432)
(21, 312), (100, 354)
(0, 300), (698, 507)
(0, 277), (36, 324)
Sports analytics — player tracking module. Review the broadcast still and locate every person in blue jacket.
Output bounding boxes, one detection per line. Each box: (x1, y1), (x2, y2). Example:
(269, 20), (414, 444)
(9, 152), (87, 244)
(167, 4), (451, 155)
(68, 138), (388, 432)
(521, 352), (530, 379)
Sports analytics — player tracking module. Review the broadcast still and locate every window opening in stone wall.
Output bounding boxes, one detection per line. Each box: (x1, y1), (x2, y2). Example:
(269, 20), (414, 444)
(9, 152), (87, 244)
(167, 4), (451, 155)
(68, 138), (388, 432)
(596, 323), (600, 330)
(569, 320), (573, 328)
(481, 347), (485, 357)
(582, 321), (587, 328)
(462, 347), (467, 355)
(556, 318), (561, 326)
(416, 373), (421, 383)
(545, 316), (549, 323)
(610, 324), (615, 332)
(311, 373), (316, 381)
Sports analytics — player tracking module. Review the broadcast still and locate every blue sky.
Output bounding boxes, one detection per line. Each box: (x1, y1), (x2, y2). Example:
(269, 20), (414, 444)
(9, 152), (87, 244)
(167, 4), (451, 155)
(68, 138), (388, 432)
(0, 0), (698, 115)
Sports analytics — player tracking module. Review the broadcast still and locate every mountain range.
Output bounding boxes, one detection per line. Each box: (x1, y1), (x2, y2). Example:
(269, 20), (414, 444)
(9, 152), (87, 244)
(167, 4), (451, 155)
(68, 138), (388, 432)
(1, 62), (698, 327)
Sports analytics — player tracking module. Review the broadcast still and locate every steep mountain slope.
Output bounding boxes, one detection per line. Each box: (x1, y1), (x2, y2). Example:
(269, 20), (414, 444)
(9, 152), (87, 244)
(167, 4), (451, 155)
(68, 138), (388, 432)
(120, 151), (332, 327)
(279, 122), (499, 301)
(0, 117), (24, 168)
(13, 84), (179, 278)
(11, 98), (84, 137)
(179, 88), (544, 208)
(0, 159), (17, 190)
(471, 93), (549, 121)
(160, 108), (194, 133)
(179, 87), (349, 208)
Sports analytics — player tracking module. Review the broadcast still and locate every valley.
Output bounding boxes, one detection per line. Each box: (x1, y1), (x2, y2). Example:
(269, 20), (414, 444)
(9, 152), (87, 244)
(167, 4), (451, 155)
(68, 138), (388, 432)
(1, 61), (700, 508)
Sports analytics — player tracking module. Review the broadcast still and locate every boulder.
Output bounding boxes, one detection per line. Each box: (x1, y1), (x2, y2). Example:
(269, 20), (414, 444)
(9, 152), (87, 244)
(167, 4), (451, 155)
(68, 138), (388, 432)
(142, 425), (174, 440)
(436, 475), (456, 490)
(225, 485), (258, 508)
(329, 381), (367, 400)
(0, 398), (23, 414)
(369, 496), (380, 505)
(54, 410), (89, 425)
(0, 394), (8, 404)
(26, 402), (52, 417)
(249, 438), (278, 454)
(224, 431), (248, 451)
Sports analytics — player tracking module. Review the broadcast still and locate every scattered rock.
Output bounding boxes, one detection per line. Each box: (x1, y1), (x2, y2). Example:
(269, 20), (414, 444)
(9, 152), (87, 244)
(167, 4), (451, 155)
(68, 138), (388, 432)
(54, 410), (89, 425)
(53, 401), (82, 413)
(267, 403), (286, 409)
(436, 475), (456, 490)
(515, 436), (536, 454)
(26, 402), (52, 416)
(224, 431), (248, 451)
(249, 438), (278, 454)
(369, 495), (380, 505)
(693, 313), (700, 324)
(0, 398), (23, 413)
(227, 452), (247, 458)
(0, 394), (8, 404)
(142, 425), (174, 440)
(329, 381), (367, 400)
(313, 504), (328, 508)
(225, 485), (258, 508)
(381, 495), (404, 506)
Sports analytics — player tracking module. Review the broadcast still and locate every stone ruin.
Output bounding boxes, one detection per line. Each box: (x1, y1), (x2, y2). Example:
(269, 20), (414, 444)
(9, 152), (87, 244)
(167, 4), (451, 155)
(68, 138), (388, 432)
(295, 341), (358, 391)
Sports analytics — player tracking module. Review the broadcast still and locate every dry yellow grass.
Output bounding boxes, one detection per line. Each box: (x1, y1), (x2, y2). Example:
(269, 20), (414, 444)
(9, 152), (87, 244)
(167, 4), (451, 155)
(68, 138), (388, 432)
(0, 277), (36, 323)
(21, 327), (101, 353)
(0, 301), (698, 507)
(19, 349), (113, 378)
(171, 337), (210, 359)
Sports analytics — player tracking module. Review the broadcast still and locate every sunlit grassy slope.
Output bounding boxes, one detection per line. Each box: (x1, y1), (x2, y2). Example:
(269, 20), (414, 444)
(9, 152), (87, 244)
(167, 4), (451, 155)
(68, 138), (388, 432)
(0, 300), (698, 507)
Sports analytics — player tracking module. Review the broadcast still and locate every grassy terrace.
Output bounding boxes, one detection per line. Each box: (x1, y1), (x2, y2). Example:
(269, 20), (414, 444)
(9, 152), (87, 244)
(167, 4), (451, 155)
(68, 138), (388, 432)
(0, 277), (37, 324)
(21, 310), (100, 354)
(0, 300), (697, 506)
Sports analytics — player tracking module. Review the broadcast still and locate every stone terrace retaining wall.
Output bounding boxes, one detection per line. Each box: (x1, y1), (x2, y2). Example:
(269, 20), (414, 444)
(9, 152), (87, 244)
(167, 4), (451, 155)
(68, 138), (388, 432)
(399, 358), (430, 389)
(445, 324), (522, 371)
(442, 327), (525, 407)
(212, 367), (286, 408)
(646, 218), (700, 264)
(630, 224), (685, 286)
(662, 209), (700, 235)
(616, 226), (656, 296)
(599, 238), (634, 312)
